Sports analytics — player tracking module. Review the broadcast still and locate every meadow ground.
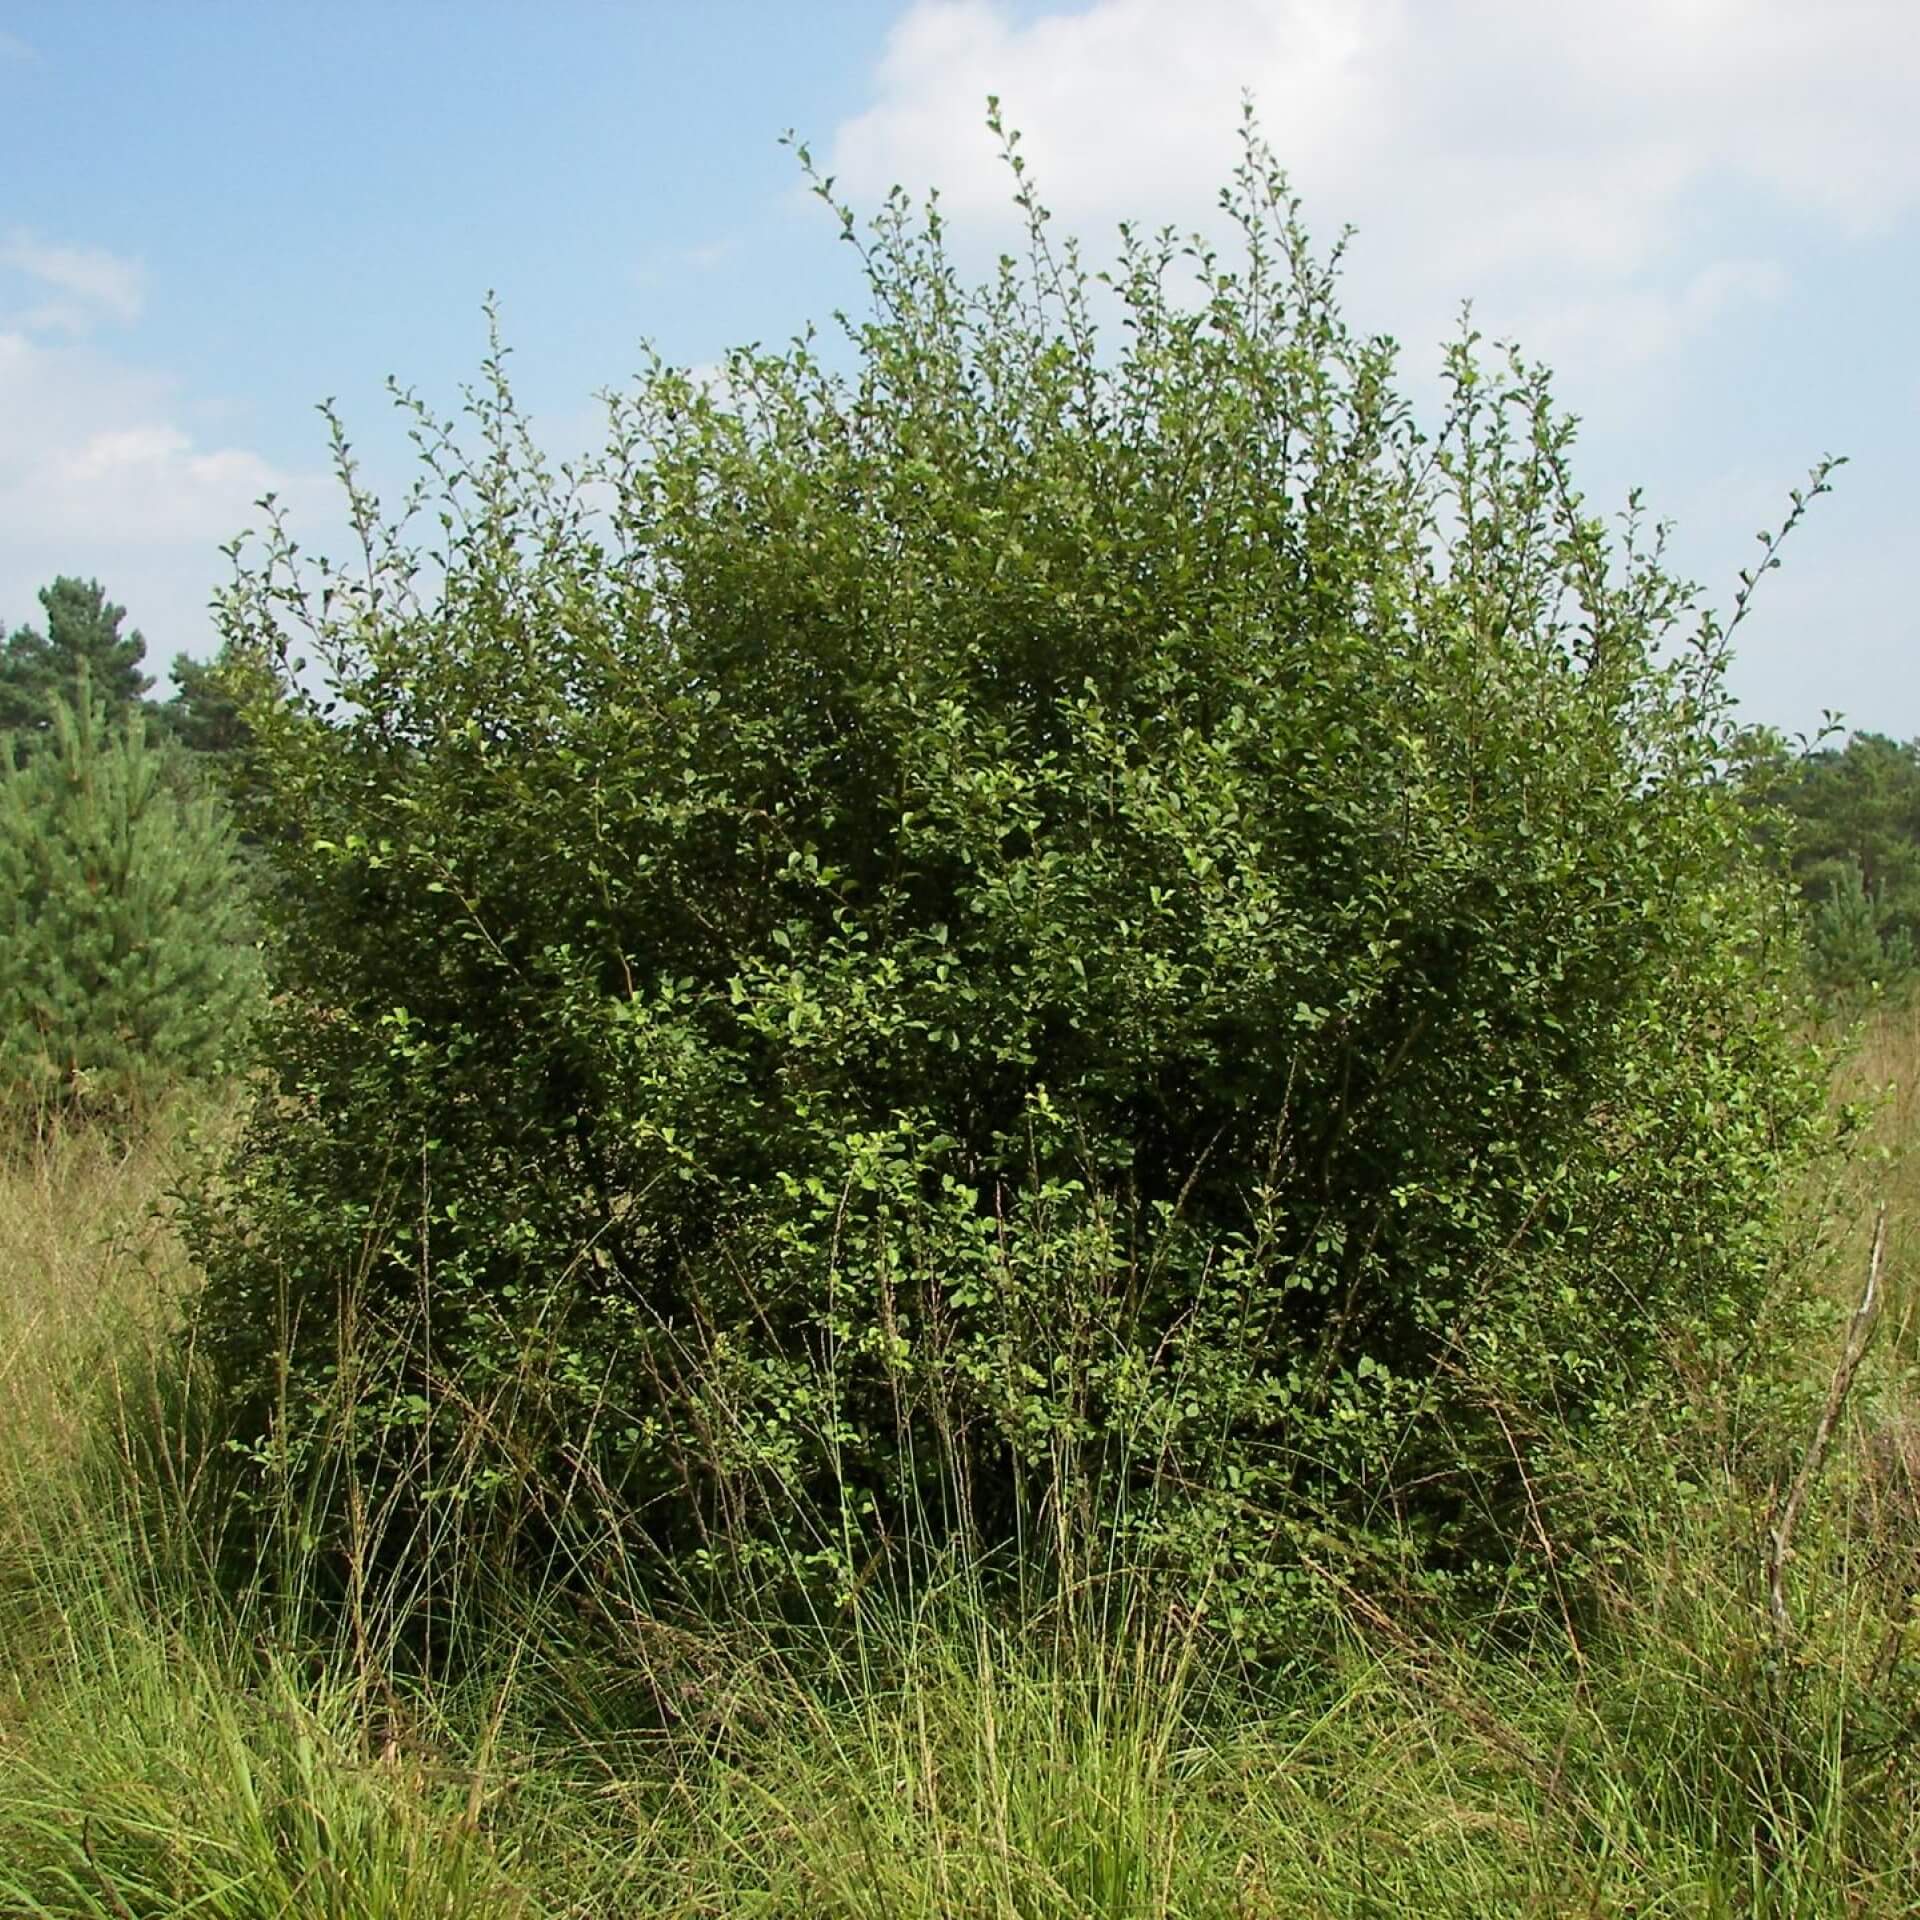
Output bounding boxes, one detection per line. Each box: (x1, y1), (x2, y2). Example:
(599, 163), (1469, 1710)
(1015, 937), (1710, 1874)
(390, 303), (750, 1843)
(5, 1009), (1920, 1918)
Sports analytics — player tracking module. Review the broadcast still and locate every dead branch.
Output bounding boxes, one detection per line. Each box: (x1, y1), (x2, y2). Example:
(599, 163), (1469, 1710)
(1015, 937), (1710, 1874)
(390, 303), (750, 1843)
(1769, 1203), (1888, 1648)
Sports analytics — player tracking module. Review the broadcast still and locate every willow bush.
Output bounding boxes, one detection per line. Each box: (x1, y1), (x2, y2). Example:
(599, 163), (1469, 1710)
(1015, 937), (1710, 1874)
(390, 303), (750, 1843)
(188, 122), (1830, 1639)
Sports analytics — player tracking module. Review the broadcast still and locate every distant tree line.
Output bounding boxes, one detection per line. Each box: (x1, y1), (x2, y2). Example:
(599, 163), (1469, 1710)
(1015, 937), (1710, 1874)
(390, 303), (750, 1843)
(0, 575), (252, 756)
(1741, 727), (1920, 997)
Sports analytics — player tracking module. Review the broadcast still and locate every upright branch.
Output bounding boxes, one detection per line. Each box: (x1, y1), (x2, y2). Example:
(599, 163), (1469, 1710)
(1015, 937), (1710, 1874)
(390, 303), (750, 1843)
(1769, 1203), (1888, 1648)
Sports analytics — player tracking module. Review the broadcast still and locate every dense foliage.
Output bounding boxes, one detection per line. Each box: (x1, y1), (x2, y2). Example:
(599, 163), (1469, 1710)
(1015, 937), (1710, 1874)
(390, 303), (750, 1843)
(190, 130), (1828, 1634)
(0, 678), (259, 1116)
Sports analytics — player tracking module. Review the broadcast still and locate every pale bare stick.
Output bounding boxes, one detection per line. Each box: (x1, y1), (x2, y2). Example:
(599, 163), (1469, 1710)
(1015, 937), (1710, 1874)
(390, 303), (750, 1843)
(1769, 1203), (1888, 1647)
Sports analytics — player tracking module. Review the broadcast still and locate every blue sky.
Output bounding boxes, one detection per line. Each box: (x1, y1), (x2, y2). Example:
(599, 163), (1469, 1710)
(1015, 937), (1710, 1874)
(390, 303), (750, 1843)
(2, 0), (1913, 738)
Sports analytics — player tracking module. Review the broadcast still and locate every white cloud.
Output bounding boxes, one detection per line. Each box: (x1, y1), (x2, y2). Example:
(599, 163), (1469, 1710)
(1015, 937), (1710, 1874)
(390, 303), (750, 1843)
(1, 231), (146, 331)
(0, 328), (327, 661)
(632, 235), (742, 291)
(1514, 257), (1788, 376)
(0, 332), (290, 545)
(826, 0), (1920, 361)
(831, 0), (1389, 232)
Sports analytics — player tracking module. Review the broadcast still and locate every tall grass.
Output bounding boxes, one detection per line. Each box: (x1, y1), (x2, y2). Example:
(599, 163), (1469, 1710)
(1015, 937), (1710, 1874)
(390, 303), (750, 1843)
(4, 1023), (1920, 1918)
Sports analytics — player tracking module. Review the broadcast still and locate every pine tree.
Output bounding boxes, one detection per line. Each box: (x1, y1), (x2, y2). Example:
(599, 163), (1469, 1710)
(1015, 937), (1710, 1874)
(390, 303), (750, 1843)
(0, 577), (154, 739)
(1808, 860), (1917, 998)
(0, 672), (259, 1116)
(0, 622), (54, 733)
(163, 649), (252, 755)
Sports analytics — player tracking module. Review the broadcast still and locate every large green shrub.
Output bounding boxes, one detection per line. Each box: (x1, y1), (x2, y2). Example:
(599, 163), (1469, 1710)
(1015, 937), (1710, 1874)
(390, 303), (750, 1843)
(0, 678), (259, 1117)
(189, 129), (1828, 1634)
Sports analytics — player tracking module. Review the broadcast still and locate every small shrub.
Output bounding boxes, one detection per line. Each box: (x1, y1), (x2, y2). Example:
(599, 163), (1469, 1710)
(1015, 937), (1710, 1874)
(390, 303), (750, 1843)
(1809, 861), (1916, 1002)
(0, 678), (259, 1122)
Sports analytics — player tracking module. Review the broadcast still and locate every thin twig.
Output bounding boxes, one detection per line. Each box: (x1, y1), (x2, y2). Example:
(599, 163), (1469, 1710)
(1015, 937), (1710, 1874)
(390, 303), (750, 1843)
(81, 1815), (139, 1920)
(1769, 1203), (1887, 1647)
